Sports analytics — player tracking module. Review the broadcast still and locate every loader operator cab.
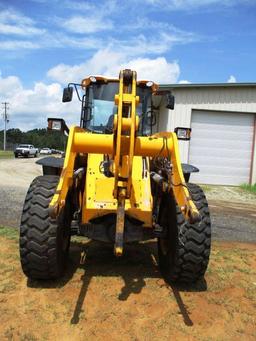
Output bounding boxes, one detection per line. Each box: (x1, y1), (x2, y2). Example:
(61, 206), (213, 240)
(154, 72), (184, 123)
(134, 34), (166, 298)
(62, 76), (163, 136)
(82, 80), (155, 136)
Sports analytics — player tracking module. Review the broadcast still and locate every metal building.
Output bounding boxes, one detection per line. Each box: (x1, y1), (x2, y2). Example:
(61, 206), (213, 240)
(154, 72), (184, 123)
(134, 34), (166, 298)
(157, 83), (256, 186)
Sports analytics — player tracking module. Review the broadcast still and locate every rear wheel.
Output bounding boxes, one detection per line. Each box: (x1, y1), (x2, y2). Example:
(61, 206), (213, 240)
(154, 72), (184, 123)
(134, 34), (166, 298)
(158, 183), (211, 283)
(19, 175), (72, 279)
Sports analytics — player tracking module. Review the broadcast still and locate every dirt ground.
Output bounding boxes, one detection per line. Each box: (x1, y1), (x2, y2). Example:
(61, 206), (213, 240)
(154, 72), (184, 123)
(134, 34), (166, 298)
(0, 227), (256, 341)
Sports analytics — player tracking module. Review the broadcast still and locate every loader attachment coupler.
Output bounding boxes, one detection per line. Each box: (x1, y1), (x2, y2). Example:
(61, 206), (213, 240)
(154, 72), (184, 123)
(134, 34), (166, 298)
(48, 69), (200, 257)
(115, 188), (126, 256)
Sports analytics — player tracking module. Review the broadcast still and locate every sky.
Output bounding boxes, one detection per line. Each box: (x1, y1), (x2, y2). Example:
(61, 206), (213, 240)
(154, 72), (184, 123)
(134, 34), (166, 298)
(0, 0), (256, 131)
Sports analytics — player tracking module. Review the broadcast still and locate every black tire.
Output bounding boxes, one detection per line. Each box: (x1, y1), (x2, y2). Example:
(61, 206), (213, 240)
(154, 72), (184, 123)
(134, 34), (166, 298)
(14, 154), (18, 158)
(34, 152), (38, 158)
(158, 183), (211, 283)
(19, 176), (72, 280)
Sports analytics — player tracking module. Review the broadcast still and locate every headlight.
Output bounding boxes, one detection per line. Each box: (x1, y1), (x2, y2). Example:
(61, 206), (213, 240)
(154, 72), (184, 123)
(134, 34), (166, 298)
(89, 76), (97, 83)
(146, 81), (153, 87)
(174, 127), (191, 140)
(52, 121), (62, 130)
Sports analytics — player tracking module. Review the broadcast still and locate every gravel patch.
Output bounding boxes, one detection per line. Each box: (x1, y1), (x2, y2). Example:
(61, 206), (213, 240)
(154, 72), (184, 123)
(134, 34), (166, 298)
(0, 157), (42, 227)
(202, 185), (256, 204)
(209, 200), (256, 243)
(0, 185), (27, 227)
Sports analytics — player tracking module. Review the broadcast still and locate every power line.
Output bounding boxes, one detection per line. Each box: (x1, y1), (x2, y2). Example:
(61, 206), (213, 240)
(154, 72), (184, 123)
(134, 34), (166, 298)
(2, 102), (10, 151)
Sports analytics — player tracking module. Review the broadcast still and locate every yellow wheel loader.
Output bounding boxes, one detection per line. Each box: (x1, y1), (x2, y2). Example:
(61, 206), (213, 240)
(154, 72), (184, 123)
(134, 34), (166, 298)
(19, 70), (211, 283)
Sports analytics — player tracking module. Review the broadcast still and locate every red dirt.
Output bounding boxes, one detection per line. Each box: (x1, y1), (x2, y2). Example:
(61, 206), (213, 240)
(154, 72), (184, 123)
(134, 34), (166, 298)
(0, 234), (256, 341)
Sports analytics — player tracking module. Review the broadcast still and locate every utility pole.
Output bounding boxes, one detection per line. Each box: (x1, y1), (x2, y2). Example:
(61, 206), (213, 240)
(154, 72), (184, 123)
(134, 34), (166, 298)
(2, 102), (10, 151)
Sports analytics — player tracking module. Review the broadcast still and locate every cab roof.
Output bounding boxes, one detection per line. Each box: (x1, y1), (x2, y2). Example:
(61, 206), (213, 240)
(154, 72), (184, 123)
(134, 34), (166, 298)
(81, 75), (159, 92)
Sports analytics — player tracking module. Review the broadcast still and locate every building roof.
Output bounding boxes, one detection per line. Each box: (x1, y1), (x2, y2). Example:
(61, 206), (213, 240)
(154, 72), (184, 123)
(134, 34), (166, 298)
(160, 82), (256, 89)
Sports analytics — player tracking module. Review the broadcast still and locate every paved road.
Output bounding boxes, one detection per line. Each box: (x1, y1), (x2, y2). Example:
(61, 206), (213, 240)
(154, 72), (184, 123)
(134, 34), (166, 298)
(0, 158), (255, 242)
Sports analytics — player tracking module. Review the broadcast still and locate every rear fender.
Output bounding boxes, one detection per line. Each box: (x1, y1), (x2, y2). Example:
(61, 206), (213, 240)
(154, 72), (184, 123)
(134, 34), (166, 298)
(181, 163), (199, 182)
(36, 157), (63, 176)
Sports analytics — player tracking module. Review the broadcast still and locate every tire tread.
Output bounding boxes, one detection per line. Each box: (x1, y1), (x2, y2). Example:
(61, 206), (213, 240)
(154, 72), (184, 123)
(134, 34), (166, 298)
(19, 175), (66, 279)
(158, 183), (211, 283)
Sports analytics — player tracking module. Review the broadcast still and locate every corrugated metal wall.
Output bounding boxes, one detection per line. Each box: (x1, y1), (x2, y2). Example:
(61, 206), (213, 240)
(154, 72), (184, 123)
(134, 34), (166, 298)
(158, 85), (256, 184)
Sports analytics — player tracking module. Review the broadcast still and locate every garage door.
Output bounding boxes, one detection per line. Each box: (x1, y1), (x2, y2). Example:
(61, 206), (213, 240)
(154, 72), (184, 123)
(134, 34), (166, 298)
(189, 110), (255, 185)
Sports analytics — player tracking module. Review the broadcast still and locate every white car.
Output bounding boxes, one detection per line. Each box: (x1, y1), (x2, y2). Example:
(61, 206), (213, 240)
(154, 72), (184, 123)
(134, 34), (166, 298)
(14, 144), (39, 158)
(40, 148), (52, 155)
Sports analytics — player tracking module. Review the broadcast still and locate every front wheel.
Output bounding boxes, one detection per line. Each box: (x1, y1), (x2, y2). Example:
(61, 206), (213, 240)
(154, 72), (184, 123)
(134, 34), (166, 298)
(19, 175), (72, 279)
(158, 183), (211, 283)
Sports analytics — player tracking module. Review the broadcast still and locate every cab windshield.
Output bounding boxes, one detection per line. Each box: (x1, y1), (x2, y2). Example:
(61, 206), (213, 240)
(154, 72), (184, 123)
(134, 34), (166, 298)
(81, 81), (153, 135)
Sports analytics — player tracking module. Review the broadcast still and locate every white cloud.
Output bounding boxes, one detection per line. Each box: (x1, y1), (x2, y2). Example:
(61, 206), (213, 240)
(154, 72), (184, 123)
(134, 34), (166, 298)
(0, 75), (23, 96)
(0, 74), (80, 131)
(59, 16), (113, 34)
(0, 31), (103, 51)
(62, 1), (95, 11)
(52, 35), (103, 50)
(179, 80), (191, 84)
(56, 0), (118, 34)
(116, 30), (198, 57)
(124, 58), (180, 83)
(227, 75), (237, 83)
(0, 9), (45, 36)
(47, 48), (180, 84)
(62, 0), (117, 13)
(47, 49), (121, 83)
(0, 40), (41, 50)
(143, 0), (247, 9)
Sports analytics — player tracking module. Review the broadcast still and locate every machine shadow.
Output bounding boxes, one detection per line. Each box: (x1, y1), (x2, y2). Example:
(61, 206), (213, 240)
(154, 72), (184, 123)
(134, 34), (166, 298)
(169, 281), (206, 327)
(70, 239), (158, 324)
(27, 239), (207, 326)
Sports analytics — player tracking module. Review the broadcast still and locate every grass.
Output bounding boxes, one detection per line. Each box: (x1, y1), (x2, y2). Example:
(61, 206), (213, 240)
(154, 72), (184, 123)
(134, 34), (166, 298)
(240, 183), (256, 194)
(200, 185), (214, 192)
(0, 226), (18, 240)
(0, 150), (13, 159)
(0, 227), (19, 295)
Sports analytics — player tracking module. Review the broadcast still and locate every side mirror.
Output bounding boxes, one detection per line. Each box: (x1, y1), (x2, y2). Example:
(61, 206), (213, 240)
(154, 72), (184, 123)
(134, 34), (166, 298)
(166, 93), (175, 110)
(48, 118), (69, 134)
(62, 87), (73, 102)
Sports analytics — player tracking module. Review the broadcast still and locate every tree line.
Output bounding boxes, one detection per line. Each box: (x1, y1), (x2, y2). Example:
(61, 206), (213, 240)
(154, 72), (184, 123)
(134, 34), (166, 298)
(0, 128), (67, 151)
